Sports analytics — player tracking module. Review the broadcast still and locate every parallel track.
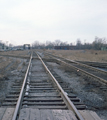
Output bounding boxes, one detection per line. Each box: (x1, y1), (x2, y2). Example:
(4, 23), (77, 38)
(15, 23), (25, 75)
(77, 61), (107, 68)
(44, 52), (107, 85)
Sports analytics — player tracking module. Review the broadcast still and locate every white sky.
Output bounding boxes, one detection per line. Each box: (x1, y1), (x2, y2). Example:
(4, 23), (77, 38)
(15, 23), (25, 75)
(0, 0), (107, 45)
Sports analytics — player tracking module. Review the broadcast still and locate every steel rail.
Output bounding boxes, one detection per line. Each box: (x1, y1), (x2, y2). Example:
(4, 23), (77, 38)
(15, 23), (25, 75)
(66, 58), (107, 74)
(45, 52), (107, 75)
(76, 61), (107, 67)
(37, 53), (84, 120)
(54, 57), (107, 84)
(44, 52), (107, 85)
(12, 54), (32, 120)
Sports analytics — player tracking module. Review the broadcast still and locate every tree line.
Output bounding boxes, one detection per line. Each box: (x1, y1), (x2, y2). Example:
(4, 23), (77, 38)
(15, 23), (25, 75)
(32, 37), (107, 50)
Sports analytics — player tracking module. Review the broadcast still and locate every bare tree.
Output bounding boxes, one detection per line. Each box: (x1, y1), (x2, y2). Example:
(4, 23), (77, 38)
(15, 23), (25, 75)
(45, 40), (54, 49)
(60, 41), (69, 46)
(54, 40), (61, 46)
(92, 37), (107, 50)
(76, 39), (82, 46)
(32, 41), (40, 49)
(76, 39), (82, 49)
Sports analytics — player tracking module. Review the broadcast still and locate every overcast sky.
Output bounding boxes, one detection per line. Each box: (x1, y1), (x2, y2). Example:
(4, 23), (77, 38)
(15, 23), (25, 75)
(0, 0), (107, 45)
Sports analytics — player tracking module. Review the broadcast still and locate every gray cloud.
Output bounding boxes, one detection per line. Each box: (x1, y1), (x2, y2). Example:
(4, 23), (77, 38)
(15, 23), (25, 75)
(0, 0), (107, 45)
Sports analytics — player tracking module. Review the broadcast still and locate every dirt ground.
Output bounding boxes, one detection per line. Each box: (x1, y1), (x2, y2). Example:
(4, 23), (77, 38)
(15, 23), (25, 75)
(0, 55), (28, 106)
(47, 49), (107, 63)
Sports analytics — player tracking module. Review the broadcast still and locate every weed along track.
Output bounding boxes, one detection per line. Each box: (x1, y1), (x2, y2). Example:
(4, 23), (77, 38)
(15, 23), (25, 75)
(0, 51), (102, 120)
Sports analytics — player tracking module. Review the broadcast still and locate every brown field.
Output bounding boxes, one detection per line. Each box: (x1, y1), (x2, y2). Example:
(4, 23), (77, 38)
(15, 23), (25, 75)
(0, 50), (30, 57)
(47, 50), (107, 63)
(0, 50), (29, 79)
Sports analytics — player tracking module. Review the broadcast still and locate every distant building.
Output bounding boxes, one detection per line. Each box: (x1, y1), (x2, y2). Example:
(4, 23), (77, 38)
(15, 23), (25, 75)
(0, 43), (7, 51)
(0, 43), (3, 50)
(101, 46), (107, 51)
(23, 44), (30, 50)
(12, 45), (23, 50)
(54, 46), (77, 50)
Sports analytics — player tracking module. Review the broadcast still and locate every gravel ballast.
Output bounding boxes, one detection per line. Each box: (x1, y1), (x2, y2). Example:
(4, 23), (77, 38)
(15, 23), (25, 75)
(46, 61), (107, 120)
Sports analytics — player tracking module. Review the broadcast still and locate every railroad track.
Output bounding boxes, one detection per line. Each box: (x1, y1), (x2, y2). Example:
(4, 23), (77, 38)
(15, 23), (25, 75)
(43, 52), (107, 86)
(1, 52), (87, 120)
(76, 61), (107, 68)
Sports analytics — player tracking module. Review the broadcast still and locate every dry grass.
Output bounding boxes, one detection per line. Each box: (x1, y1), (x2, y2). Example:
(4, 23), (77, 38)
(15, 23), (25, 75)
(0, 56), (23, 78)
(0, 58), (11, 70)
(47, 50), (107, 63)
(0, 50), (30, 74)
(0, 74), (5, 79)
(0, 50), (30, 57)
(0, 57), (13, 79)
(6, 59), (21, 71)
